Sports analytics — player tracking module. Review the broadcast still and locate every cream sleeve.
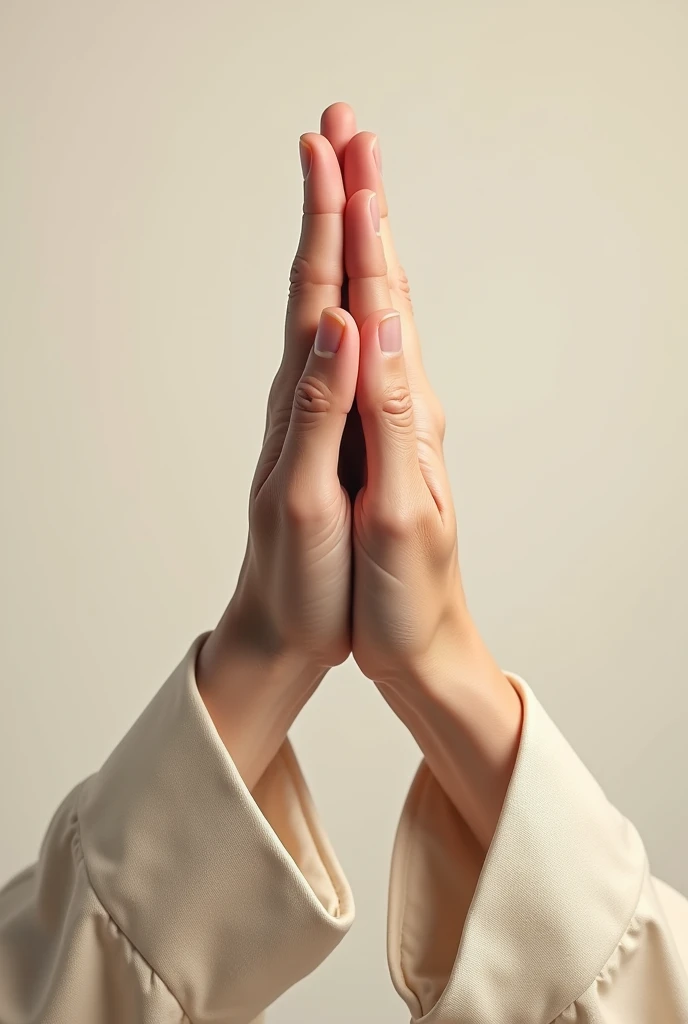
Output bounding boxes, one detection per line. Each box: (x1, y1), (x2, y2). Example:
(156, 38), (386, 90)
(0, 635), (354, 1024)
(387, 672), (688, 1023)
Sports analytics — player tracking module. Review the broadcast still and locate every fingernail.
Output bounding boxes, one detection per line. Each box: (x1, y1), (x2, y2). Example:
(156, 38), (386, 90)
(372, 136), (382, 174)
(369, 192), (381, 236)
(299, 138), (312, 180)
(314, 310), (345, 356)
(378, 312), (401, 354)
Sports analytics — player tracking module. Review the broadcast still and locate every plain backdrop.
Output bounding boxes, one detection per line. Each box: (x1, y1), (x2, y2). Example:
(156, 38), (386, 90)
(1, 1), (687, 1020)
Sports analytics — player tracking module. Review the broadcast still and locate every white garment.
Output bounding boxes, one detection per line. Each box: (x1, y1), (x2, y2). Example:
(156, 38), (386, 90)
(0, 634), (686, 1022)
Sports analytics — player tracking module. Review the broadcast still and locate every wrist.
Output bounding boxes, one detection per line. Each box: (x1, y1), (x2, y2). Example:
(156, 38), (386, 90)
(379, 611), (523, 850)
(377, 595), (492, 695)
(197, 587), (326, 790)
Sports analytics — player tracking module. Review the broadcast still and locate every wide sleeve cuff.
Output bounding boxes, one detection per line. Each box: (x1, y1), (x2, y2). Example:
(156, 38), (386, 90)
(78, 634), (354, 1023)
(387, 672), (648, 1023)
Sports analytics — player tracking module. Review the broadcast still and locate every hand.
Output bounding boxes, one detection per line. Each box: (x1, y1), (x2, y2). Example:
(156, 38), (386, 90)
(334, 125), (464, 682)
(339, 118), (523, 847)
(197, 105), (361, 788)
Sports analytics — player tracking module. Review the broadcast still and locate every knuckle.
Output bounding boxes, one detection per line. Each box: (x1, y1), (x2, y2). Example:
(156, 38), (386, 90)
(367, 501), (417, 541)
(293, 375), (334, 418)
(364, 481), (441, 545)
(283, 489), (309, 526)
(268, 366), (287, 406)
(417, 430), (444, 466)
(416, 389), (446, 447)
(266, 389), (291, 433)
(250, 463), (269, 505)
(380, 383), (414, 426)
(283, 482), (322, 528)
(288, 254), (314, 299)
(266, 369), (291, 423)
(389, 264), (413, 306)
(288, 253), (341, 300)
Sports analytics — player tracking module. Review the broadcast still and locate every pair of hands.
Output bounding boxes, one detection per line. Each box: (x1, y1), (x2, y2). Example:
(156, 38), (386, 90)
(198, 103), (522, 849)
(255, 103), (463, 686)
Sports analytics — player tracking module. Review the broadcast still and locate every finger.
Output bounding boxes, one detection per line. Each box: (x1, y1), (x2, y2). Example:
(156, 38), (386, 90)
(344, 130), (419, 360)
(320, 102), (358, 313)
(320, 101), (358, 170)
(344, 188), (392, 326)
(344, 131), (387, 225)
(263, 132), (347, 462)
(355, 309), (424, 507)
(284, 132), (346, 378)
(345, 130), (444, 454)
(278, 307), (360, 506)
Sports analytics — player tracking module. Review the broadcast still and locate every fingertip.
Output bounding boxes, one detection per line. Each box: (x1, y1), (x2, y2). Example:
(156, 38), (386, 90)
(377, 311), (403, 356)
(313, 308), (346, 358)
(313, 307), (360, 382)
(299, 135), (313, 179)
(322, 305), (358, 336)
(320, 101), (357, 134)
(360, 308), (400, 342)
(299, 134), (345, 212)
(345, 186), (377, 216)
(357, 309), (405, 397)
(344, 130), (377, 171)
(300, 130), (321, 149)
(344, 132), (387, 212)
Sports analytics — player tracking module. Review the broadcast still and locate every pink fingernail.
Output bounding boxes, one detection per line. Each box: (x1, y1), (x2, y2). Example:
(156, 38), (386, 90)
(299, 139), (312, 180)
(373, 137), (382, 174)
(378, 312), (401, 354)
(314, 310), (345, 356)
(369, 192), (380, 235)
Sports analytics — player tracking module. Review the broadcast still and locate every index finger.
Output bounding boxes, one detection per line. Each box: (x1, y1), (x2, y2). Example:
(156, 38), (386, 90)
(344, 131), (427, 380)
(283, 132), (346, 378)
(283, 103), (358, 374)
(262, 127), (350, 470)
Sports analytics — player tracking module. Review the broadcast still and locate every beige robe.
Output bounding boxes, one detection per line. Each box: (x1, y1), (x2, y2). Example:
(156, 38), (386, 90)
(1, 634), (686, 1022)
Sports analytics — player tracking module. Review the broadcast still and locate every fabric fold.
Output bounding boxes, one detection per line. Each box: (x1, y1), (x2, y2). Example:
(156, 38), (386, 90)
(0, 634), (354, 1024)
(78, 634), (354, 1021)
(387, 672), (687, 1023)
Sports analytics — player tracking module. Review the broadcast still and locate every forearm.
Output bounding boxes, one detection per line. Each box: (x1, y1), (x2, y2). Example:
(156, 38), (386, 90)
(379, 619), (523, 852)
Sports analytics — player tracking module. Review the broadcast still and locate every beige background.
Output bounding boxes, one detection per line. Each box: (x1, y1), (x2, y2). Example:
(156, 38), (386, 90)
(1, 1), (687, 1020)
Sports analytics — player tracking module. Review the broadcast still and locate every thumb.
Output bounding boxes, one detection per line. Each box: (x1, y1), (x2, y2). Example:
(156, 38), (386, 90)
(356, 309), (423, 508)
(278, 307), (359, 508)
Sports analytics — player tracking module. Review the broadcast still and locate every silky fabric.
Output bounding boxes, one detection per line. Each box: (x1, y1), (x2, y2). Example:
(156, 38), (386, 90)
(0, 635), (686, 1022)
